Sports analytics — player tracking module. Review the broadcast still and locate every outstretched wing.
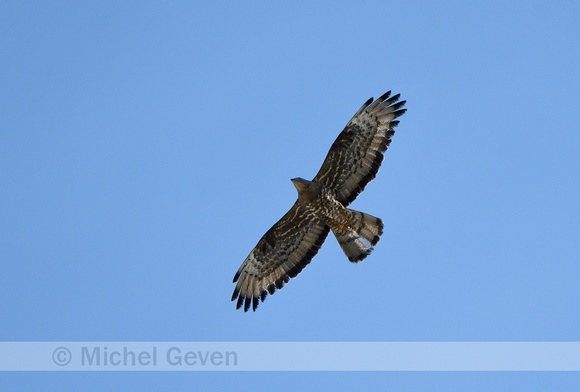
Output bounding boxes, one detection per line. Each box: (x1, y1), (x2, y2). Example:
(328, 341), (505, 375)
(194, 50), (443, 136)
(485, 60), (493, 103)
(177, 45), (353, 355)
(232, 202), (330, 312)
(313, 91), (406, 206)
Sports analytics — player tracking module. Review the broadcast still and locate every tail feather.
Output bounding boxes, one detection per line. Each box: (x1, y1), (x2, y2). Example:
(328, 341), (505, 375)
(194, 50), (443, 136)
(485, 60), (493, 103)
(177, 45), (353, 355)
(332, 210), (383, 262)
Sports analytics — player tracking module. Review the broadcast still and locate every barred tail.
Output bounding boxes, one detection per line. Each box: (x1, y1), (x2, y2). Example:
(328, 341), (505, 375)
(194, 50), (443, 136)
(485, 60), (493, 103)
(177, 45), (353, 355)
(332, 210), (383, 263)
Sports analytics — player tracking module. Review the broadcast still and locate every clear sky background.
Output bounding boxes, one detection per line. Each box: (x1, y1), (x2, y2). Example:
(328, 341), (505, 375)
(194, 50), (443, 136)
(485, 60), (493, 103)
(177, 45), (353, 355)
(1, 0), (579, 389)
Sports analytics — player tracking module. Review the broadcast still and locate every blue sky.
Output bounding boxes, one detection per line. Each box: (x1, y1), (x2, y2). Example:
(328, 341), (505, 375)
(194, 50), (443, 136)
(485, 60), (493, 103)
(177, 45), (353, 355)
(1, 0), (579, 389)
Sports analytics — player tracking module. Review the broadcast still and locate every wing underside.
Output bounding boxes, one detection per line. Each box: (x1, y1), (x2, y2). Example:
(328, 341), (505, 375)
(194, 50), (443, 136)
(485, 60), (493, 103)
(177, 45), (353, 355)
(232, 202), (330, 312)
(314, 91), (406, 206)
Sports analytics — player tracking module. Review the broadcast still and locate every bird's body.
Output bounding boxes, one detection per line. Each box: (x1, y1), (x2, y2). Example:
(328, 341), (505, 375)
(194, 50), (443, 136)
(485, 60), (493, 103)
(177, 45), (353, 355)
(232, 91), (406, 311)
(291, 177), (383, 263)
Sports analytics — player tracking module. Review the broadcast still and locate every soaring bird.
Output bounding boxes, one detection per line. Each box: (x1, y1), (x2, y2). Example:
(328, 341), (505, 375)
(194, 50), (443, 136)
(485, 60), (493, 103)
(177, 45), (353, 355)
(232, 91), (406, 312)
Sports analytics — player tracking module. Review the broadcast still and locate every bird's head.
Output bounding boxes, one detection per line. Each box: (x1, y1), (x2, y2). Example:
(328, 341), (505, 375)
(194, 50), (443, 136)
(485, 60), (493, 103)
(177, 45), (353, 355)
(291, 177), (309, 189)
(291, 178), (321, 203)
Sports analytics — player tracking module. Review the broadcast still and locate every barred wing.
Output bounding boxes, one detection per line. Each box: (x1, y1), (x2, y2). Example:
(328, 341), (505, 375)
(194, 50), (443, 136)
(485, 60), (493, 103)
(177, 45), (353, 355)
(232, 202), (330, 312)
(313, 91), (406, 206)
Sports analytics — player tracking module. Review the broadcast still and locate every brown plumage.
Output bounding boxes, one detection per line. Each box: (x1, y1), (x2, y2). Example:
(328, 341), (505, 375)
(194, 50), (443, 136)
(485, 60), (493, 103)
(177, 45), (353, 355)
(232, 91), (406, 311)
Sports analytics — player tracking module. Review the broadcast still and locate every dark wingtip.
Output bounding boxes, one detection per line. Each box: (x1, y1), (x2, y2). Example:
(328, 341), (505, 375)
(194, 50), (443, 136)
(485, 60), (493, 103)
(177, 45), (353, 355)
(236, 293), (244, 310)
(393, 108), (407, 118)
(275, 277), (285, 290)
(390, 101), (406, 113)
(378, 91), (392, 102)
(231, 287), (240, 302)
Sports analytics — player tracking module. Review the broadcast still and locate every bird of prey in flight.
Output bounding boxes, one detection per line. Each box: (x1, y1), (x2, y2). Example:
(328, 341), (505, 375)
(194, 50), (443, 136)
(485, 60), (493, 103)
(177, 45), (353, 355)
(232, 91), (406, 312)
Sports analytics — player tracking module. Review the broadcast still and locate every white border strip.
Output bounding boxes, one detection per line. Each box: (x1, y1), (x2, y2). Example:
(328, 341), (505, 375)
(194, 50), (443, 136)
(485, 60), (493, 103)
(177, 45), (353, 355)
(0, 342), (578, 371)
